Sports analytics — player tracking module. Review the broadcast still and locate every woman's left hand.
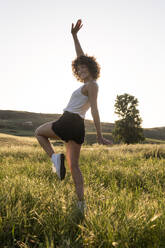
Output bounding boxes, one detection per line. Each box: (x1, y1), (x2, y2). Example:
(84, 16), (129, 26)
(97, 136), (113, 145)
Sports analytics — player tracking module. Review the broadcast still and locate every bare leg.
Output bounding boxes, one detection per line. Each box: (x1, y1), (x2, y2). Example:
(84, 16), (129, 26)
(66, 140), (84, 201)
(35, 121), (61, 158)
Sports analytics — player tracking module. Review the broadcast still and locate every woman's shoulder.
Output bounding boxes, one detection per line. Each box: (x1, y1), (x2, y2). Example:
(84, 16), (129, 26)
(87, 80), (99, 89)
(87, 80), (98, 86)
(85, 81), (99, 96)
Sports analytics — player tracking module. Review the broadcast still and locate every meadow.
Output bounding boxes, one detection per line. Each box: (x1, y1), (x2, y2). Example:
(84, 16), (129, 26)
(0, 133), (165, 248)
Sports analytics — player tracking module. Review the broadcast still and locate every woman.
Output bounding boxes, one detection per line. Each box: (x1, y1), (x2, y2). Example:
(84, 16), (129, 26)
(35, 19), (112, 213)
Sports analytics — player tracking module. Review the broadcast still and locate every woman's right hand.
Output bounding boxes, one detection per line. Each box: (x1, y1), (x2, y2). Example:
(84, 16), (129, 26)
(71, 19), (83, 36)
(97, 136), (113, 145)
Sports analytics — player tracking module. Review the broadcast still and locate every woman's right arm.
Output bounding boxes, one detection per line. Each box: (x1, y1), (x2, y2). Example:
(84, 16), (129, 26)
(71, 20), (84, 57)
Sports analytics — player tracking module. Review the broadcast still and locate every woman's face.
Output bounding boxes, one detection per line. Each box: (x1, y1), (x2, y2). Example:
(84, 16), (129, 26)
(77, 64), (92, 81)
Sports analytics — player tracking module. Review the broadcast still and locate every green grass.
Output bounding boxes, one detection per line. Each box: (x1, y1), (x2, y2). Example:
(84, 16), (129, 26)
(84, 132), (113, 145)
(1, 133), (165, 247)
(144, 138), (165, 144)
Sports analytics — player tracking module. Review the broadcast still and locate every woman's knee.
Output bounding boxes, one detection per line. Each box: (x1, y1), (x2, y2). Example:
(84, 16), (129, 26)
(34, 127), (41, 137)
(35, 122), (61, 139)
(34, 128), (39, 137)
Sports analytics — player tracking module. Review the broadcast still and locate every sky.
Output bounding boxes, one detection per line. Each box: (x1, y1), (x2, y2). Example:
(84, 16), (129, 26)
(0, 0), (164, 128)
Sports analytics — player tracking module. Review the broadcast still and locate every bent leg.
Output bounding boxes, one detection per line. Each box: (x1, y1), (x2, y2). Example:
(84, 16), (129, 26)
(35, 121), (61, 157)
(65, 140), (84, 201)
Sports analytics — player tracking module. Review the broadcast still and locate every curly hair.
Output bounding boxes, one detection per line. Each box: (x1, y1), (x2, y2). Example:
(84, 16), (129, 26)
(71, 54), (101, 82)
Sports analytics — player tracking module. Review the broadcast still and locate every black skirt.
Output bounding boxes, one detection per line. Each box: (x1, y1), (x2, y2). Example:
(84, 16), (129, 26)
(51, 111), (85, 145)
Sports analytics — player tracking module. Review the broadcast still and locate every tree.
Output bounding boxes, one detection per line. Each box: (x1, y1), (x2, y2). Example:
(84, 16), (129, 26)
(112, 93), (145, 144)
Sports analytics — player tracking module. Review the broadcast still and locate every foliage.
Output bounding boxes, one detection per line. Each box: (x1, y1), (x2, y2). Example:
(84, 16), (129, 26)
(113, 94), (145, 144)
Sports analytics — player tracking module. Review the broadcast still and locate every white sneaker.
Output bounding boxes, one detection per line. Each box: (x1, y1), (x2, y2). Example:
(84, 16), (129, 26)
(52, 153), (66, 180)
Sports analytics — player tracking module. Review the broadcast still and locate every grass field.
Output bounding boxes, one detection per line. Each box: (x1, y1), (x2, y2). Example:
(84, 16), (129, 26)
(0, 133), (165, 247)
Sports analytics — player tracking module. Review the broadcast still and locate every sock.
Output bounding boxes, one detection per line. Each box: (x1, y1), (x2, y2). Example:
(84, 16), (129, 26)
(51, 153), (60, 172)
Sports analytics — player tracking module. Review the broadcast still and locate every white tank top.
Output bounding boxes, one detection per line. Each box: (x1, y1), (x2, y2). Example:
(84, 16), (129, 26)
(63, 82), (98, 119)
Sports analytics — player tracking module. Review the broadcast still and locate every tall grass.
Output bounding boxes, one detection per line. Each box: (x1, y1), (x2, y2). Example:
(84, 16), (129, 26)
(0, 134), (165, 247)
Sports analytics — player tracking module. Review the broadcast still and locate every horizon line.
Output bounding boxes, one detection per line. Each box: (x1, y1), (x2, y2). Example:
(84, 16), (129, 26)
(0, 108), (164, 129)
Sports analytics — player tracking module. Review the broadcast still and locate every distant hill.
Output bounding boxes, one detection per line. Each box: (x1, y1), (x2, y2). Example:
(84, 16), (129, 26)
(143, 127), (165, 141)
(0, 110), (164, 144)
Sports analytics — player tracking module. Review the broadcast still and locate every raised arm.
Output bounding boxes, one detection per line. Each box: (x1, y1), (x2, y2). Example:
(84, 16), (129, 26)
(71, 19), (84, 57)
